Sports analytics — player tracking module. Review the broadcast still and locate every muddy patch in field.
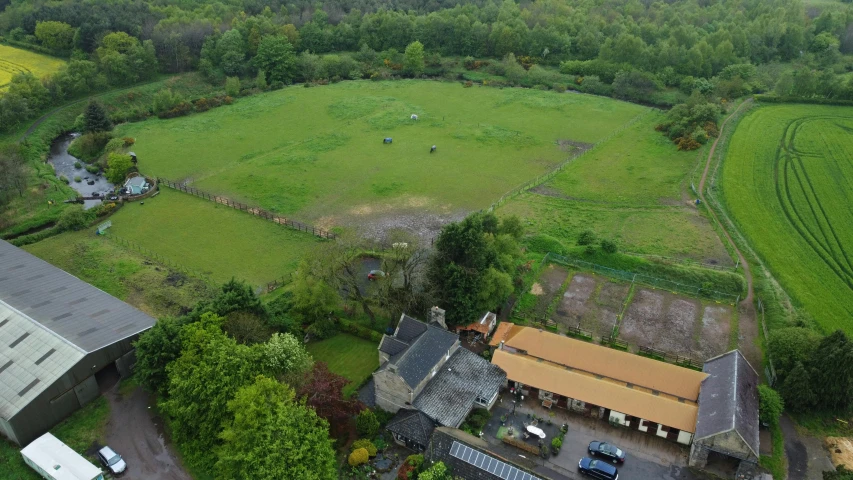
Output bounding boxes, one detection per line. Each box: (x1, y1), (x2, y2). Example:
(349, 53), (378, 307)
(530, 265), (570, 318)
(553, 274), (629, 337)
(320, 207), (469, 244)
(698, 305), (733, 359)
(619, 288), (733, 360)
(619, 289), (698, 356)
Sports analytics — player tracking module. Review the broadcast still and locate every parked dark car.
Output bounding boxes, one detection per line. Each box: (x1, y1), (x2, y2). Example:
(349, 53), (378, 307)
(578, 457), (618, 480)
(588, 441), (626, 463)
(97, 446), (127, 475)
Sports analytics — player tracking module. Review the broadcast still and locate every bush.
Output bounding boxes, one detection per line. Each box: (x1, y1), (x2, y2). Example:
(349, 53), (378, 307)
(758, 385), (784, 425)
(70, 132), (113, 162)
(225, 77), (241, 97)
(57, 206), (93, 232)
(551, 437), (562, 450)
(59, 175), (69, 184)
(152, 89), (183, 115)
(600, 239), (618, 254)
(577, 230), (596, 246)
(356, 409), (380, 437)
(339, 318), (383, 342)
(307, 316), (337, 339)
(525, 233), (566, 254)
(405, 454), (424, 471)
(85, 164), (100, 174)
(92, 202), (117, 217)
(352, 439), (377, 457)
(74, 175), (81, 182)
(348, 448), (369, 467)
(74, 161), (82, 169)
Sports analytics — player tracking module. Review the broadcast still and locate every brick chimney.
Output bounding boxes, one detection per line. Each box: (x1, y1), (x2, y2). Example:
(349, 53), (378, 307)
(429, 306), (447, 330)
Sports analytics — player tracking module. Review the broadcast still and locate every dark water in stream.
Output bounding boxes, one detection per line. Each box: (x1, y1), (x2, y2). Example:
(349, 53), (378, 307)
(49, 133), (115, 209)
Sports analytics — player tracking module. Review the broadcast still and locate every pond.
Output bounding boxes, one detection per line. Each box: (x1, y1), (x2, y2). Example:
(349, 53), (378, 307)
(49, 133), (114, 209)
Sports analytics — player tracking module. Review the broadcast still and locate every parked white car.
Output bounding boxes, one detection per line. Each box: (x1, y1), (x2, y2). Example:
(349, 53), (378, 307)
(97, 446), (127, 475)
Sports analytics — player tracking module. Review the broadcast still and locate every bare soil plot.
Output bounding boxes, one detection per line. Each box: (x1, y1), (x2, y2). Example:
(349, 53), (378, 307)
(826, 437), (853, 469)
(528, 265), (570, 318)
(619, 288), (733, 360)
(553, 273), (630, 338)
(698, 305), (733, 359)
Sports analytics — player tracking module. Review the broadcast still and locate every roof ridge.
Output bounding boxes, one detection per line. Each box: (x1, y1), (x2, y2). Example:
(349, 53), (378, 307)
(0, 299), (85, 354)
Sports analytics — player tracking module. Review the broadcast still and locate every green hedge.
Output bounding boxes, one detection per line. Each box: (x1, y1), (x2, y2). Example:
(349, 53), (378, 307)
(753, 94), (853, 107)
(338, 318), (383, 343)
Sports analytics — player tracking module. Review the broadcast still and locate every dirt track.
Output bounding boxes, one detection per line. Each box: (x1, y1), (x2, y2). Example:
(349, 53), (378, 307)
(103, 385), (190, 480)
(697, 98), (762, 369)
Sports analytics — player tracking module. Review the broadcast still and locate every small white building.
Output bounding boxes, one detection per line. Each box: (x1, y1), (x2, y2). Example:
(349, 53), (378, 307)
(20, 432), (104, 480)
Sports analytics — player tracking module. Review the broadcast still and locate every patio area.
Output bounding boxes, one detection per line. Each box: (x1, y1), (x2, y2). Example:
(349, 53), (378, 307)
(477, 392), (713, 480)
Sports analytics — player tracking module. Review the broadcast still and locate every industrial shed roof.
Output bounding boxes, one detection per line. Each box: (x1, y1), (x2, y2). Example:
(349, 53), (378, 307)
(0, 240), (156, 353)
(0, 302), (85, 419)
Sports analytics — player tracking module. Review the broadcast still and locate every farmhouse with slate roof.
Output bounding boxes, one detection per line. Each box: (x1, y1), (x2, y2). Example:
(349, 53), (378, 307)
(374, 309), (506, 446)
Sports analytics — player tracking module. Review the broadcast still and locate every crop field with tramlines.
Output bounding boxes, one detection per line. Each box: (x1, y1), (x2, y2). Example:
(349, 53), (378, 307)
(722, 104), (853, 332)
(0, 44), (66, 91)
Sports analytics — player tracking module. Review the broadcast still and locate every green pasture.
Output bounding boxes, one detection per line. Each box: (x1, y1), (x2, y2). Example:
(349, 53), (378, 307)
(306, 333), (379, 397)
(24, 228), (214, 317)
(105, 188), (321, 286)
(116, 80), (646, 224)
(721, 104), (853, 332)
(501, 112), (731, 264)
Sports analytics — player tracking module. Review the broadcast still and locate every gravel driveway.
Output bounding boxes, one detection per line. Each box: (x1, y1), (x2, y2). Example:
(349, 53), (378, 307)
(103, 385), (191, 480)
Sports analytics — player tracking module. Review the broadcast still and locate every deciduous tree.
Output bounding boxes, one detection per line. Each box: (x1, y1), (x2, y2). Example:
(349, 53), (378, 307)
(297, 362), (363, 434)
(255, 35), (297, 84)
(216, 375), (337, 480)
(106, 153), (133, 184)
(35, 21), (75, 50)
(404, 40), (425, 76)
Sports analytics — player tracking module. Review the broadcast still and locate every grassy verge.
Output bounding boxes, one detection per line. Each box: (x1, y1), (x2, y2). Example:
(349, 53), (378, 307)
(23, 227), (215, 317)
(0, 441), (40, 480)
(52, 397), (110, 456)
(306, 333), (380, 397)
(759, 420), (786, 480)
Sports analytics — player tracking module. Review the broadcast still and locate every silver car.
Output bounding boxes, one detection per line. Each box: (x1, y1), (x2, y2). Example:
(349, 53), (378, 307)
(97, 446), (127, 475)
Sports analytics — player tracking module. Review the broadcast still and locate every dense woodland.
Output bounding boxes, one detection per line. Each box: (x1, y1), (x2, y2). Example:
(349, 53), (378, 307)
(4, 0), (853, 140)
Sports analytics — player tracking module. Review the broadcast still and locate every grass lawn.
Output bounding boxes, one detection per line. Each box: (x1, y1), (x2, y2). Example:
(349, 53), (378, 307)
(306, 333), (379, 397)
(0, 44), (66, 91)
(500, 113), (732, 264)
(721, 104), (853, 333)
(106, 188), (321, 286)
(24, 227), (214, 318)
(116, 80), (646, 226)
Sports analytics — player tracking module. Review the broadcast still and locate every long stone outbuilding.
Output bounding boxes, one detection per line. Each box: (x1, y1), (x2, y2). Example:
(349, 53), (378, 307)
(0, 240), (156, 446)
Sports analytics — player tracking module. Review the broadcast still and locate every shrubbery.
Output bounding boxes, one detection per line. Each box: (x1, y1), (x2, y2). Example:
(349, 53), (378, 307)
(356, 409), (380, 437)
(57, 205), (94, 231)
(348, 448), (369, 467)
(352, 439), (377, 457)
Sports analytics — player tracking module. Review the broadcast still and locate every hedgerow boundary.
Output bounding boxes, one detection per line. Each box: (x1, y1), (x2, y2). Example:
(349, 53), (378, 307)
(158, 178), (337, 240)
(485, 109), (653, 213)
(543, 251), (741, 304)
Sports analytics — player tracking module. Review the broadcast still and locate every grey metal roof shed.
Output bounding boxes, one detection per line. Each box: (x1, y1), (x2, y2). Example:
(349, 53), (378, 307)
(692, 350), (760, 461)
(0, 240), (156, 446)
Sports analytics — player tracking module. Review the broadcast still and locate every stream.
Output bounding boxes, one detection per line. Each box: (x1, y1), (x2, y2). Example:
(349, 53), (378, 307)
(49, 133), (114, 209)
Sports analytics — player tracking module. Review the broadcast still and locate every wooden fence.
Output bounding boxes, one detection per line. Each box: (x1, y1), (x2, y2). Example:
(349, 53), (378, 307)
(638, 345), (703, 371)
(158, 178), (337, 240)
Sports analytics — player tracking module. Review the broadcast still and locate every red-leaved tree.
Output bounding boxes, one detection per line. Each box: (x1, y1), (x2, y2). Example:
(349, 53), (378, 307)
(297, 362), (363, 435)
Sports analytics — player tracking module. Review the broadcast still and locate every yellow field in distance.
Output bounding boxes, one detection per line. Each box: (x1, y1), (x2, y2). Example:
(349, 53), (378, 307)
(0, 44), (66, 91)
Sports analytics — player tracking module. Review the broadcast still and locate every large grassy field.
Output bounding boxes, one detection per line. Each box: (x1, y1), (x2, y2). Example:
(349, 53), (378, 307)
(117, 80), (646, 232)
(306, 333), (379, 397)
(0, 44), (65, 91)
(500, 112), (733, 264)
(106, 188), (321, 286)
(722, 104), (853, 332)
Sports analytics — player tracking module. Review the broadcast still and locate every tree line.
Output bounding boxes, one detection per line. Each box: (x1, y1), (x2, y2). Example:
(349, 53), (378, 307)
(4, 0), (853, 138)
